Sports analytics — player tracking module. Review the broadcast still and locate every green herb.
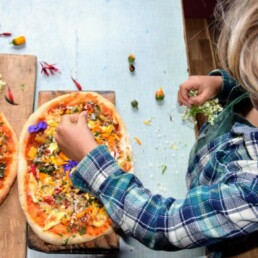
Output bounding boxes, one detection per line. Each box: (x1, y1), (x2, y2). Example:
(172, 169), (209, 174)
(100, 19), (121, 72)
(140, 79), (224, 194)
(20, 84), (25, 91)
(57, 232), (63, 237)
(78, 226), (86, 235)
(63, 238), (69, 246)
(161, 164), (167, 175)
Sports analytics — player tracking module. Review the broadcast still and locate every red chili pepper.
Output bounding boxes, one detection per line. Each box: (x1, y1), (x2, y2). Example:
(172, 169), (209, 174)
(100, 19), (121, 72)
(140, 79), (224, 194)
(7, 86), (14, 102)
(30, 164), (38, 180)
(71, 75), (82, 91)
(5, 86), (18, 105)
(0, 32), (12, 37)
(40, 61), (60, 76)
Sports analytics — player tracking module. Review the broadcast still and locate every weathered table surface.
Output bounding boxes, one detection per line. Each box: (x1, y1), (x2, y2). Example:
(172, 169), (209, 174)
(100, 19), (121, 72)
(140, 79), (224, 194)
(0, 0), (205, 257)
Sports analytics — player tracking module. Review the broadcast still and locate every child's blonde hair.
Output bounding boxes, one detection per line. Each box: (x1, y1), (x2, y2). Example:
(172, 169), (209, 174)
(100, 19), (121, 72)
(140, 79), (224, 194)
(216, 0), (258, 95)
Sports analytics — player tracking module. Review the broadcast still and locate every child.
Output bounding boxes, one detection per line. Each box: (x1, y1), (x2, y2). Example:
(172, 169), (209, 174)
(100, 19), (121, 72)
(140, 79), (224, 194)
(55, 0), (258, 250)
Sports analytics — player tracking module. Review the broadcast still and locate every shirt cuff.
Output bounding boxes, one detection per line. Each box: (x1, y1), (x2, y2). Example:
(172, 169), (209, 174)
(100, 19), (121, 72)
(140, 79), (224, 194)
(70, 145), (120, 195)
(209, 69), (239, 103)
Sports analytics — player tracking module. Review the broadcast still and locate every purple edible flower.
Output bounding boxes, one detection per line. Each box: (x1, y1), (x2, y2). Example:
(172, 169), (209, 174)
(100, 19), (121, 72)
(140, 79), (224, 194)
(28, 121), (48, 133)
(63, 160), (78, 172)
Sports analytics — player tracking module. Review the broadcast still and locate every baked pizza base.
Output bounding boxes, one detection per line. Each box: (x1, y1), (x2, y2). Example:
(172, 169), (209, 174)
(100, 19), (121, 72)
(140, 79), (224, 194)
(0, 112), (18, 205)
(18, 92), (132, 245)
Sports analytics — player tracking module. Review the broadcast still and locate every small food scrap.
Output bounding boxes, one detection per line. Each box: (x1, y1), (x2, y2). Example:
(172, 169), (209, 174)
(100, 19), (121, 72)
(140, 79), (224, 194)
(40, 61), (60, 76)
(11, 36), (26, 45)
(134, 137), (142, 145)
(182, 89), (223, 125)
(5, 86), (18, 105)
(128, 54), (135, 72)
(161, 164), (167, 175)
(170, 144), (178, 150)
(144, 119), (152, 126)
(155, 88), (165, 101)
(0, 32), (12, 37)
(0, 75), (6, 92)
(131, 99), (138, 109)
(20, 84), (25, 91)
(129, 64), (135, 72)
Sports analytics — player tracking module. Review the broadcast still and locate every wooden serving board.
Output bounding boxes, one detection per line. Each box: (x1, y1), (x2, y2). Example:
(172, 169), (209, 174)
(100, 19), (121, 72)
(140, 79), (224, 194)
(27, 90), (119, 253)
(0, 54), (37, 258)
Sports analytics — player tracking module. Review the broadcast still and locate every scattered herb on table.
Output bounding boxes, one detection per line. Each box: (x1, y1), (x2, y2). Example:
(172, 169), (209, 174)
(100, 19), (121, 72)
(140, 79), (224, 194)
(161, 164), (167, 175)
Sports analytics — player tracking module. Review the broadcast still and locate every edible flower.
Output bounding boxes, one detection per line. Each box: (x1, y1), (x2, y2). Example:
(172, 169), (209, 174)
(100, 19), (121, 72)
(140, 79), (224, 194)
(155, 88), (165, 101)
(63, 160), (78, 172)
(11, 36), (26, 45)
(182, 89), (223, 125)
(128, 54), (135, 64)
(28, 121), (48, 133)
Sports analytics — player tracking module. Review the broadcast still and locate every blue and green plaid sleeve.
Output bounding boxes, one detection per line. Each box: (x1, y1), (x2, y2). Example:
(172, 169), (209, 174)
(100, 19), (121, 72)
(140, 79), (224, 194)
(209, 69), (245, 105)
(71, 141), (258, 250)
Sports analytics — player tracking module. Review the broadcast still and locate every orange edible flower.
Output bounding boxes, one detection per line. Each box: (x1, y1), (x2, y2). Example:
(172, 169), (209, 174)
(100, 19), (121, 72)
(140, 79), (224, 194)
(11, 36), (26, 45)
(155, 88), (165, 101)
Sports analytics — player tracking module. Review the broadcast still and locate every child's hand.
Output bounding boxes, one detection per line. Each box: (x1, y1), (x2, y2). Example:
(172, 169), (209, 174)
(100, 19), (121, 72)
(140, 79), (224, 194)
(55, 111), (98, 162)
(177, 75), (223, 107)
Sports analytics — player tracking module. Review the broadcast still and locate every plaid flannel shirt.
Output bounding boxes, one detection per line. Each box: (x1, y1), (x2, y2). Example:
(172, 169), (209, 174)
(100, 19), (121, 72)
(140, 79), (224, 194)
(71, 70), (258, 250)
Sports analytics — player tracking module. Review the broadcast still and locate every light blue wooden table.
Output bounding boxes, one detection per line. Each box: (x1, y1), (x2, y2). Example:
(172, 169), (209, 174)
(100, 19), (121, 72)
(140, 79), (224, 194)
(0, 0), (205, 257)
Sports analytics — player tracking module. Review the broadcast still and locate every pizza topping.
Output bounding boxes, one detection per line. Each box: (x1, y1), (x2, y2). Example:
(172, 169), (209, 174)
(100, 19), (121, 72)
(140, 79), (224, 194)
(0, 163), (6, 178)
(28, 121), (48, 133)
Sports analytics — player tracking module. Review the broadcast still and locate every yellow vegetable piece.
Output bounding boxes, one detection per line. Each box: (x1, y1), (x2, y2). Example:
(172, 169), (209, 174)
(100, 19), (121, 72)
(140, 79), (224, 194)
(28, 146), (37, 159)
(11, 36), (26, 45)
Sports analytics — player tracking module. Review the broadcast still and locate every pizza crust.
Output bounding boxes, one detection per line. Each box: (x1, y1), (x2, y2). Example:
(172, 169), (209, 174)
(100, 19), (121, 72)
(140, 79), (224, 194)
(0, 112), (18, 205)
(18, 92), (132, 245)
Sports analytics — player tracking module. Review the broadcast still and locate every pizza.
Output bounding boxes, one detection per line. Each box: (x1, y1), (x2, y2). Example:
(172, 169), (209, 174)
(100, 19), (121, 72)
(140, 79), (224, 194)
(0, 111), (18, 205)
(18, 92), (133, 245)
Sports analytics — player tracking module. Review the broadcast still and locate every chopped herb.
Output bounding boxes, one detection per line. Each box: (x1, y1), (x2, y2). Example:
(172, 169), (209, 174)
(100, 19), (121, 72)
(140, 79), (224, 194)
(161, 164), (167, 175)
(57, 232), (63, 237)
(62, 238), (69, 246)
(78, 226), (86, 235)
(20, 84), (25, 91)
